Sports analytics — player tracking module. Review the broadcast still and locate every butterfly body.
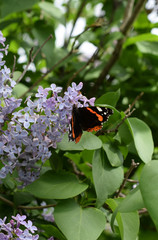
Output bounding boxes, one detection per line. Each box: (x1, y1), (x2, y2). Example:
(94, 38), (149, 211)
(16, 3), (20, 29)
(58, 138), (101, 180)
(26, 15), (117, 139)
(69, 105), (113, 143)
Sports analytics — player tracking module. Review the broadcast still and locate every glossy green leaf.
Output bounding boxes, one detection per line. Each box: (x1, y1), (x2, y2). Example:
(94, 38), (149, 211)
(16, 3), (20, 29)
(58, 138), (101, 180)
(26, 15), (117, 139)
(1, 0), (39, 18)
(13, 83), (29, 98)
(128, 118), (154, 163)
(37, 224), (66, 240)
(14, 192), (34, 206)
(57, 132), (102, 151)
(54, 199), (106, 240)
(105, 32), (123, 47)
(25, 171), (88, 199)
(38, 2), (64, 24)
(118, 119), (133, 145)
(140, 160), (158, 230)
(103, 142), (123, 167)
(139, 231), (158, 240)
(117, 186), (145, 212)
(136, 41), (158, 56)
(107, 199), (140, 240)
(95, 89), (120, 107)
(65, 151), (93, 181)
(92, 149), (123, 207)
(124, 33), (158, 48)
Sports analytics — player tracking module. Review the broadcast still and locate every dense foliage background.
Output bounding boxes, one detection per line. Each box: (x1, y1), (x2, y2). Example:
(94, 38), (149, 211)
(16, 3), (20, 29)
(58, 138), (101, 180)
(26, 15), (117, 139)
(1, 0), (158, 239)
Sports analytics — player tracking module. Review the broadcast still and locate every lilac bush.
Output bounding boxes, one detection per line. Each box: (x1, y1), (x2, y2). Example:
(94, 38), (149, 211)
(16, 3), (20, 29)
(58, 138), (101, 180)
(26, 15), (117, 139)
(0, 214), (39, 239)
(0, 31), (95, 186)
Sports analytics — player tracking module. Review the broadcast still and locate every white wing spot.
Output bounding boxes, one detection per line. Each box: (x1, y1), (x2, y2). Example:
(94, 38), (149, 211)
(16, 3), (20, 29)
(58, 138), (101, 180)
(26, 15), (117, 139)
(97, 107), (102, 112)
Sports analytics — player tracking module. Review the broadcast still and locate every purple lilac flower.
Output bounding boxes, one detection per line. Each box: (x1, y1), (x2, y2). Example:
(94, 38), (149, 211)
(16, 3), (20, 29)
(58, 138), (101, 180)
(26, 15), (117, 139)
(0, 31), (6, 46)
(41, 201), (54, 223)
(0, 31), (96, 186)
(0, 214), (40, 239)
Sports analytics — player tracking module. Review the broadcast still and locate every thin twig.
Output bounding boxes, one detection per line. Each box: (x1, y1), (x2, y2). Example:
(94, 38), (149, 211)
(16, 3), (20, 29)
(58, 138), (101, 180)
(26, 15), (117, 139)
(20, 27), (92, 99)
(138, 208), (148, 215)
(18, 203), (56, 210)
(116, 159), (139, 198)
(66, 0), (86, 47)
(106, 108), (135, 134)
(96, 108), (135, 136)
(124, 92), (144, 114)
(120, 0), (135, 32)
(92, 0), (146, 93)
(0, 195), (56, 210)
(67, 48), (99, 87)
(17, 34), (53, 84)
(97, 91), (144, 135)
(69, 159), (84, 176)
(121, 0), (146, 35)
(10, 55), (17, 78)
(126, 179), (139, 183)
(85, 162), (92, 168)
(19, 51), (73, 98)
(0, 195), (14, 207)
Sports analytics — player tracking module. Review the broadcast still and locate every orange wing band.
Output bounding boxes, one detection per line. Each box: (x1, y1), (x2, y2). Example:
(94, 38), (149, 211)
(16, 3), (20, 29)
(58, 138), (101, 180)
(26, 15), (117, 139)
(86, 107), (103, 121)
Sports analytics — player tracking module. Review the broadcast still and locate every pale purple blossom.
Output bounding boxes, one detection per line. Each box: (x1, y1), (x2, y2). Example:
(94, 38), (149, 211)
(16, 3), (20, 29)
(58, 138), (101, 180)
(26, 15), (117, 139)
(24, 220), (37, 233)
(0, 214), (40, 239)
(35, 86), (51, 98)
(0, 30), (96, 186)
(18, 113), (35, 128)
(0, 31), (6, 46)
(41, 202), (54, 223)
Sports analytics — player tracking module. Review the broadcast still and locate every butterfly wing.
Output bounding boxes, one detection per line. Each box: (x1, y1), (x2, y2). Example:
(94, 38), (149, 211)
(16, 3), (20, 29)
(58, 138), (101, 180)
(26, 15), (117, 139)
(69, 105), (113, 143)
(69, 107), (83, 143)
(76, 106), (113, 131)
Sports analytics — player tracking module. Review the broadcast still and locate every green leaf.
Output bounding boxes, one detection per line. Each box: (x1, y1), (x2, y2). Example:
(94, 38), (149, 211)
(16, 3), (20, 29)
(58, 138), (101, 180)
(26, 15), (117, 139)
(117, 186), (145, 212)
(38, 2), (64, 24)
(1, 0), (39, 18)
(12, 71), (22, 81)
(124, 33), (158, 48)
(65, 150), (93, 181)
(13, 83), (29, 98)
(118, 120), (133, 145)
(54, 199), (106, 240)
(57, 132), (102, 151)
(32, 26), (55, 68)
(37, 224), (66, 240)
(95, 89), (120, 107)
(134, 11), (153, 29)
(128, 118), (154, 163)
(92, 149), (123, 207)
(0, 200), (14, 219)
(25, 171), (88, 199)
(136, 41), (158, 56)
(140, 160), (158, 230)
(105, 32), (123, 47)
(139, 231), (158, 240)
(13, 192), (34, 206)
(0, 18), (22, 30)
(103, 142), (123, 167)
(107, 199), (140, 240)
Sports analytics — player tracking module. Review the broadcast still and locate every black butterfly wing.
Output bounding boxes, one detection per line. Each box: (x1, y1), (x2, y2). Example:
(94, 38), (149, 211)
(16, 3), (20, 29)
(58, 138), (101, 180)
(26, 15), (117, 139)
(76, 106), (113, 131)
(69, 108), (83, 143)
(69, 105), (113, 143)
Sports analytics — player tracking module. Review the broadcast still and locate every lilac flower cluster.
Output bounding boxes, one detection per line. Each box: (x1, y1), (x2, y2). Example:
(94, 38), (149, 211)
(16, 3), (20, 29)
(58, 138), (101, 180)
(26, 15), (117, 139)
(0, 31), (95, 185)
(0, 214), (39, 239)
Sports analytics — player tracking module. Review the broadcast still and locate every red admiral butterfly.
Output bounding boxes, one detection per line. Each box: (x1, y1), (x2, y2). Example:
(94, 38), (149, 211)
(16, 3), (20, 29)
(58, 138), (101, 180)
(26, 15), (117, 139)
(69, 105), (113, 143)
